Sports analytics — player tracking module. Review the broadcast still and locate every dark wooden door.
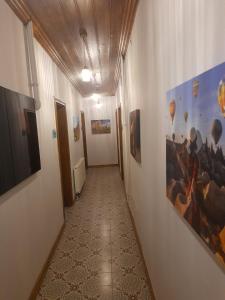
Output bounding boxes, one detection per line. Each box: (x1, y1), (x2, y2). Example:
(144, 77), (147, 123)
(81, 111), (88, 169)
(118, 106), (124, 180)
(55, 102), (73, 207)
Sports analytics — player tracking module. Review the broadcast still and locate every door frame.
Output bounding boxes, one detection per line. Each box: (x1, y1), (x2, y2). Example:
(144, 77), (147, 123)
(55, 99), (74, 207)
(115, 110), (120, 165)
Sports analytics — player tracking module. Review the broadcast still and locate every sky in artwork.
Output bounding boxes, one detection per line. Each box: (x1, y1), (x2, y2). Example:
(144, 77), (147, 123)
(166, 62), (225, 153)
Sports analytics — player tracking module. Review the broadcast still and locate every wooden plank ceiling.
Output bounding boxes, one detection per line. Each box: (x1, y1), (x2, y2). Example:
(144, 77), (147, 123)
(6, 0), (138, 97)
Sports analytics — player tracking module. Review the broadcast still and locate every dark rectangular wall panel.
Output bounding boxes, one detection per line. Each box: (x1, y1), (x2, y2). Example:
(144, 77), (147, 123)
(0, 87), (15, 194)
(0, 86), (41, 196)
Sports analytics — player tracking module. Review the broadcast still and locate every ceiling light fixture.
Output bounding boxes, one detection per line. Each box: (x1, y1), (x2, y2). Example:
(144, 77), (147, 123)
(80, 28), (92, 82)
(81, 66), (91, 82)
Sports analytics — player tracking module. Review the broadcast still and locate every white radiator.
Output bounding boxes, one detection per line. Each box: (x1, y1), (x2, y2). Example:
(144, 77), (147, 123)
(73, 157), (86, 195)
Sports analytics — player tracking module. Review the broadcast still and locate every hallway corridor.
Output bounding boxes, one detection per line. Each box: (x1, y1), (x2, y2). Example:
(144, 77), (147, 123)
(37, 167), (152, 300)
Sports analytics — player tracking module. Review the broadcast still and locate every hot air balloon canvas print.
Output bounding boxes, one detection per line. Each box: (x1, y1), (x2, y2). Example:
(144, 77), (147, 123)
(73, 115), (80, 142)
(166, 62), (225, 268)
(130, 109), (141, 163)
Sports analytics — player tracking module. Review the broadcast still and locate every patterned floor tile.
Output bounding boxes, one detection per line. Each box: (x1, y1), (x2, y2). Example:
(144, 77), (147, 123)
(37, 167), (152, 300)
(80, 284), (113, 300)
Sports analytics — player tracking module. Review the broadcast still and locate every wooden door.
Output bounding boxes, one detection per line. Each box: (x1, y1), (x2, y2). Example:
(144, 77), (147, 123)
(117, 106), (124, 180)
(81, 111), (88, 169)
(55, 101), (74, 207)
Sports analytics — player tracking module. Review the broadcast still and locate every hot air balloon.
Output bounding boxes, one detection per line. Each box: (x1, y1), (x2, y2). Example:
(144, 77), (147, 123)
(172, 133), (175, 142)
(169, 100), (176, 124)
(190, 127), (197, 143)
(218, 79), (225, 117)
(184, 112), (188, 123)
(196, 130), (203, 153)
(193, 80), (199, 97)
(211, 119), (222, 145)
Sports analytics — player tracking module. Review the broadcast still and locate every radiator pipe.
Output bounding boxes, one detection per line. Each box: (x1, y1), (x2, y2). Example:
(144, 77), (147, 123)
(24, 21), (41, 110)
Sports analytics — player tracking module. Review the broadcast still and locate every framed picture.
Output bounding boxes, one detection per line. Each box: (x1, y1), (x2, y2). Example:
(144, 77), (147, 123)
(73, 115), (80, 142)
(130, 109), (141, 163)
(91, 119), (111, 134)
(166, 62), (225, 268)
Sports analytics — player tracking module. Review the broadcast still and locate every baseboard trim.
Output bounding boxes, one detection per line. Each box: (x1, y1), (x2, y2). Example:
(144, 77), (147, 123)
(125, 199), (156, 300)
(29, 222), (65, 300)
(88, 164), (119, 168)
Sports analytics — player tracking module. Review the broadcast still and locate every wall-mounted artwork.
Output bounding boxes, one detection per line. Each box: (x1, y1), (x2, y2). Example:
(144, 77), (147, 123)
(73, 116), (80, 142)
(166, 62), (225, 268)
(91, 119), (111, 134)
(130, 109), (141, 163)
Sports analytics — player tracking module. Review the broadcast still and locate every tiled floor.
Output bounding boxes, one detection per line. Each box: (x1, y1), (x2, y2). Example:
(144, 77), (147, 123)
(37, 167), (153, 299)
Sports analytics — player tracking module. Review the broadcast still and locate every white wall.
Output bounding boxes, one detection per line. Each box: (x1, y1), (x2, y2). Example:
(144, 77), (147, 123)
(0, 0), (29, 95)
(117, 0), (225, 300)
(82, 96), (118, 166)
(0, 2), (83, 299)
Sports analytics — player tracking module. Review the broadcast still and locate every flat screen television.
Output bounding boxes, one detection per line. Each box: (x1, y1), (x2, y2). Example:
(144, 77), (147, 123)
(0, 85), (41, 196)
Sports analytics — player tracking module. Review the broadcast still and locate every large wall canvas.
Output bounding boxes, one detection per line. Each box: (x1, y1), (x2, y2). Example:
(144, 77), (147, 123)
(166, 62), (225, 268)
(130, 109), (141, 163)
(73, 116), (80, 142)
(91, 119), (111, 134)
